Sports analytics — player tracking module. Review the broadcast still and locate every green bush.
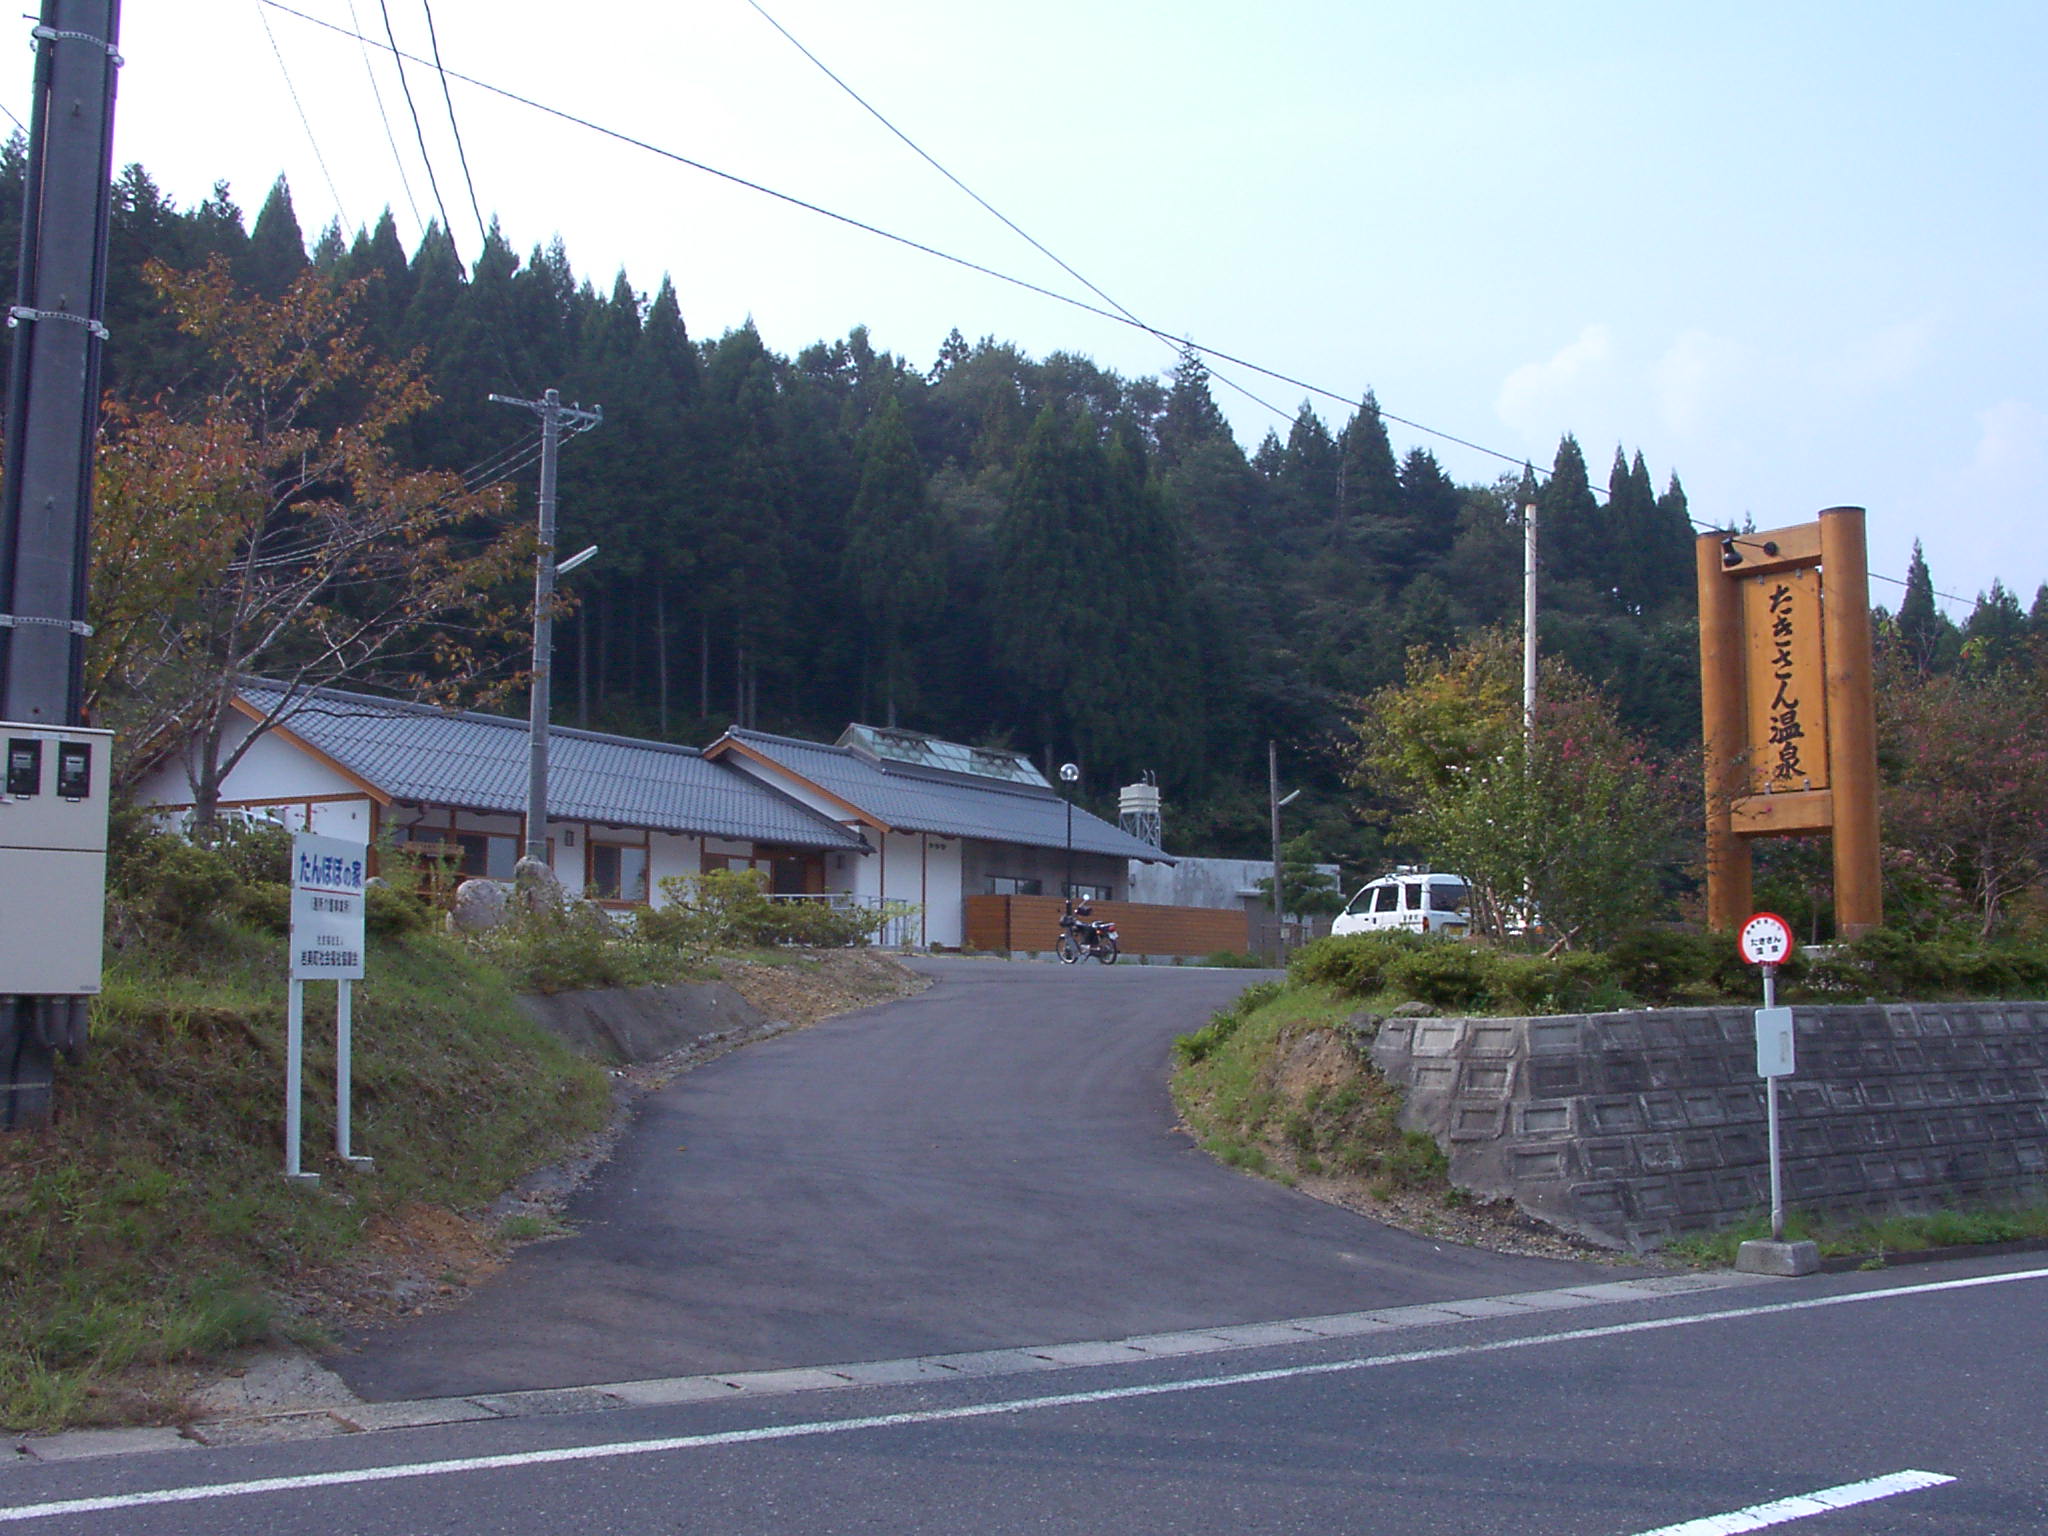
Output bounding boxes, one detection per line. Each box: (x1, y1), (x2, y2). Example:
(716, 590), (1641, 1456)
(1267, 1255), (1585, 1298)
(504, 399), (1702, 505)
(1804, 928), (2048, 1001)
(1288, 932), (1425, 997)
(642, 869), (911, 952)
(1485, 951), (1615, 1014)
(1385, 943), (1494, 1009)
(1604, 928), (1754, 1005)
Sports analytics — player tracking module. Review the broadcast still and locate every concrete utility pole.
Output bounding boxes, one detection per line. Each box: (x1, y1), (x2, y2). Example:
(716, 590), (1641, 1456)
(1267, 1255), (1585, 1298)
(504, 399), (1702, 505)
(0, 1), (122, 1128)
(489, 389), (601, 864)
(1, 1), (120, 723)
(1522, 500), (1538, 743)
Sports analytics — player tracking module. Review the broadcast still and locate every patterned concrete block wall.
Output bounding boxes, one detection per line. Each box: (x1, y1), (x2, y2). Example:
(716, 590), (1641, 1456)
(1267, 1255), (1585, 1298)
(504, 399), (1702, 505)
(1370, 1003), (2048, 1251)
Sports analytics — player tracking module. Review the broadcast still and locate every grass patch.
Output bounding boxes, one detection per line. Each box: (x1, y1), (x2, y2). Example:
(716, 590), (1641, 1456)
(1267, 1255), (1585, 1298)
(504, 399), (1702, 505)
(0, 916), (610, 1433)
(1171, 982), (1451, 1202)
(1663, 1204), (2048, 1268)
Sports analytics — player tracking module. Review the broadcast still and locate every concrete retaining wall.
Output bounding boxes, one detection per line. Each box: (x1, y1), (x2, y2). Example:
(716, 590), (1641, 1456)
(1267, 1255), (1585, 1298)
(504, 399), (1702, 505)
(514, 981), (768, 1065)
(1370, 1002), (2048, 1251)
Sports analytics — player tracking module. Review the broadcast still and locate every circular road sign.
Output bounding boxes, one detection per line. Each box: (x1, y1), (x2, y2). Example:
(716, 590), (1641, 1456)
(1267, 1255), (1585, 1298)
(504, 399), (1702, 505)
(1738, 911), (1796, 967)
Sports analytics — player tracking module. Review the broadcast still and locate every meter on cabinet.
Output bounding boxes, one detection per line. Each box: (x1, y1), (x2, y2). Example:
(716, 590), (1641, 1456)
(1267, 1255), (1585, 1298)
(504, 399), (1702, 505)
(0, 724), (113, 995)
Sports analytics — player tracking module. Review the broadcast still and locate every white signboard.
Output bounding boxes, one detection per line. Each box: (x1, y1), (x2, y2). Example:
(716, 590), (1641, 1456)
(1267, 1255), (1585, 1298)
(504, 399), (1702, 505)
(1754, 1005), (1796, 1078)
(290, 832), (367, 980)
(1737, 911), (1795, 968)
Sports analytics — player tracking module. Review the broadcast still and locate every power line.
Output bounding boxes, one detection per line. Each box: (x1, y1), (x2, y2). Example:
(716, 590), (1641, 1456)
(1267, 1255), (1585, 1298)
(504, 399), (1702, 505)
(0, 101), (25, 136)
(418, 0), (490, 254)
(260, 0), (1615, 492)
(254, 0), (352, 233)
(738, 0), (1289, 426)
(373, 0), (458, 256)
(345, 0), (426, 240)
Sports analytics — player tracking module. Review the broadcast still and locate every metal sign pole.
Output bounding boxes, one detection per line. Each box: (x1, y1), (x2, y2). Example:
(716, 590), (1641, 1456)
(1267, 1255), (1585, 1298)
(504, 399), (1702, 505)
(284, 978), (314, 1183)
(1763, 961), (1783, 1241)
(335, 978), (372, 1169)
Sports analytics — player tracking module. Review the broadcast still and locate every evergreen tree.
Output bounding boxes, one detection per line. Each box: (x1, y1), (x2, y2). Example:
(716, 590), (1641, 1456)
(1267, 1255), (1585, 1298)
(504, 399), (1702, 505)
(1156, 350), (1231, 469)
(1538, 435), (1604, 609)
(1898, 541), (1945, 673)
(241, 177), (306, 297)
(1962, 579), (2027, 672)
(1331, 391), (1402, 579)
(842, 398), (942, 724)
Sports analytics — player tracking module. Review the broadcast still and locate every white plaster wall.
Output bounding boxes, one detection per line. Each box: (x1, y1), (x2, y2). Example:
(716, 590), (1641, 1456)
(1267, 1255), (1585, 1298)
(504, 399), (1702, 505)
(132, 713), (362, 809)
(308, 800), (375, 841)
(917, 836), (965, 947)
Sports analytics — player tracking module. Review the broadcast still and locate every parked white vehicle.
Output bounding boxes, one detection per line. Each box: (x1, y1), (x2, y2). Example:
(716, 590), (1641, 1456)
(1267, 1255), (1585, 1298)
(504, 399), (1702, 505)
(1331, 870), (1471, 938)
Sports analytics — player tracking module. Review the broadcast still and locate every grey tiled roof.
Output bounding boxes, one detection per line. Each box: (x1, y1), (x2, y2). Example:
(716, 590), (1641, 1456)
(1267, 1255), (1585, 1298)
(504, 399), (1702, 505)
(721, 728), (1172, 863)
(239, 683), (863, 850)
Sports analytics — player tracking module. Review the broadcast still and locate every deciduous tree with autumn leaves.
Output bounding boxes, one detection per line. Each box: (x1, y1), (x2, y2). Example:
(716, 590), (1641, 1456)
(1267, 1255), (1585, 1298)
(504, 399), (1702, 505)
(83, 257), (533, 824)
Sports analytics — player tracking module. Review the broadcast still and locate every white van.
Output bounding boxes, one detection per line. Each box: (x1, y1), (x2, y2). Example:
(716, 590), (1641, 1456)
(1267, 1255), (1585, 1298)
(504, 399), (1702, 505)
(1331, 870), (1471, 938)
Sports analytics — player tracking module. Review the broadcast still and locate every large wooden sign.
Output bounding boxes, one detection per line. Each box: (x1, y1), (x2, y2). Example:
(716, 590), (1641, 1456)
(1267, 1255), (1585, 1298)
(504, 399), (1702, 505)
(1696, 507), (1882, 936)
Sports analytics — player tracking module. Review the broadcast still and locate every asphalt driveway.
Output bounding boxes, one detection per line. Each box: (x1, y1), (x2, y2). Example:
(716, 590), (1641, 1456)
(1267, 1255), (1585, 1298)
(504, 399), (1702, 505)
(336, 957), (1632, 1400)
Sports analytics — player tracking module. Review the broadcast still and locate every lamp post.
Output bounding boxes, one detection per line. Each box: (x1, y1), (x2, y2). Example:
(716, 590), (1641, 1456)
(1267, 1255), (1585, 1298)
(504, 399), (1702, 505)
(1269, 740), (1300, 961)
(1059, 762), (1080, 901)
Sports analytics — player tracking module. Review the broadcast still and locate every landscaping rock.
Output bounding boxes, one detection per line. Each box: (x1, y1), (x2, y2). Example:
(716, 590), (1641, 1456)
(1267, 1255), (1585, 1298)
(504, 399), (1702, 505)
(448, 878), (509, 933)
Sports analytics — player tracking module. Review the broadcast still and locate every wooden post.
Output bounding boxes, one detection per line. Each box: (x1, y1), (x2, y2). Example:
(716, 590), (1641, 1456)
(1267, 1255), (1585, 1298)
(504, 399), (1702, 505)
(1819, 506), (1883, 937)
(1696, 530), (1751, 929)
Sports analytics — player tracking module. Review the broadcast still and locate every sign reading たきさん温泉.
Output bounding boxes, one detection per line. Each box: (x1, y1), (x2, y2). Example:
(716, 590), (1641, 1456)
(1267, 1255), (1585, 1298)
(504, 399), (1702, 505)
(290, 832), (367, 980)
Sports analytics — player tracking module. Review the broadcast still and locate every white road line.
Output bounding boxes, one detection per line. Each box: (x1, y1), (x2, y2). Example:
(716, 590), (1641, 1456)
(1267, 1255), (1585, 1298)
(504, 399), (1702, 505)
(1629, 1469), (1956, 1534)
(2, 1266), (2041, 1525)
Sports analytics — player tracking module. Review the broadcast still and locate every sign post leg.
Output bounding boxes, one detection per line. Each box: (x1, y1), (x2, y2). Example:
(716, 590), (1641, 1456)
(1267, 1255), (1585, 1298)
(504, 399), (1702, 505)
(335, 978), (373, 1169)
(285, 979), (317, 1184)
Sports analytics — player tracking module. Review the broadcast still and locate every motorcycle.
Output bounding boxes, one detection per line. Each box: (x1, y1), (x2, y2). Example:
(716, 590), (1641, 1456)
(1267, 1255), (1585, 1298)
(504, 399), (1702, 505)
(1057, 902), (1120, 965)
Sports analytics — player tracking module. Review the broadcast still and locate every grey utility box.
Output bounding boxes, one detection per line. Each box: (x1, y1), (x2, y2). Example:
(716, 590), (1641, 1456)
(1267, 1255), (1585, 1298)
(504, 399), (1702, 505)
(0, 723), (113, 995)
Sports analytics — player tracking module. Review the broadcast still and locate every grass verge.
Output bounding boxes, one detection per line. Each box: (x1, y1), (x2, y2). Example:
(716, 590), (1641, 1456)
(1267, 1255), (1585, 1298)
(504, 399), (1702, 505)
(0, 918), (609, 1433)
(1664, 1205), (2048, 1269)
(1171, 982), (1449, 1201)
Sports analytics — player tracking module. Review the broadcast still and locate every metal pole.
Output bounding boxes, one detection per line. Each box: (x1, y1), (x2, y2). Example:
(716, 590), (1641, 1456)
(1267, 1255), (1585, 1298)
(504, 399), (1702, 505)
(1065, 798), (1073, 901)
(335, 978), (370, 1168)
(1763, 962), (1783, 1240)
(490, 390), (601, 865)
(1269, 740), (1283, 961)
(1521, 501), (1538, 742)
(526, 394), (561, 864)
(284, 979), (314, 1183)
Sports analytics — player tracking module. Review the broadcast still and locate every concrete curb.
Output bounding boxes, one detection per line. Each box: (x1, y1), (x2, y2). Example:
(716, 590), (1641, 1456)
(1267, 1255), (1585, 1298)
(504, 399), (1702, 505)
(13, 1270), (1771, 1463)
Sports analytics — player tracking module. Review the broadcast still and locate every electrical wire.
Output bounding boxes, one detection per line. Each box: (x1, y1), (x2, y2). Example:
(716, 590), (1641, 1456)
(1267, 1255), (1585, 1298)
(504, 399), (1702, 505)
(254, 0), (352, 233)
(258, 1), (1731, 507)
(0, 101), (25, 136)
(738, 0), (1289, 425)
(418, 0), (491, 254)
(373, 0), (458, 256)
(345, 0), (426, 240)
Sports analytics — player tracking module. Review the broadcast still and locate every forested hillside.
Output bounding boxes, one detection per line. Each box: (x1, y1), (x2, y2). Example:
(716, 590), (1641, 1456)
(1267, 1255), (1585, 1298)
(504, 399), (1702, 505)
(2, 152), (1711, 861)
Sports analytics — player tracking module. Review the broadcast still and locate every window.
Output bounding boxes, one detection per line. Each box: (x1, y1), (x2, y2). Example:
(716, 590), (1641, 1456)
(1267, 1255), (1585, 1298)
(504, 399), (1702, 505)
(590, 843), (649, 902)
(988, 876), (1043, 896)
(1371, 884), (1400, 914)
(454, 832), (518, 880)
(1429, 883), (1468, 913)
(1064, 882), (1113, 902)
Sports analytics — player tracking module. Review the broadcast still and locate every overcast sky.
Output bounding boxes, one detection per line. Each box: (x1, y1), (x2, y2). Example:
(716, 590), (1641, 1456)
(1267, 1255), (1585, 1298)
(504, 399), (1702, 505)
(78, 2), (2048, 616)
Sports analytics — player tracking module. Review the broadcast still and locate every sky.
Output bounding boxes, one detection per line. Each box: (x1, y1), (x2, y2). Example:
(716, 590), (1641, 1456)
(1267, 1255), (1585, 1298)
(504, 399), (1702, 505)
(67, 2), (2048, 617)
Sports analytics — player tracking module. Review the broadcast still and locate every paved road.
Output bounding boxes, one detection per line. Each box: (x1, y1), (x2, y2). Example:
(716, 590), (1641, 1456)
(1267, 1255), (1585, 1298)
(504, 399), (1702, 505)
(336, 958), (1633, 1400)
(12, 1256), (2047, 1534)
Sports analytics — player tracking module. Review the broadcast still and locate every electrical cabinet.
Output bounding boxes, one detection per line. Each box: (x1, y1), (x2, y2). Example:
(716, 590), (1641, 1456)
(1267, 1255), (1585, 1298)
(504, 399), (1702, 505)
(0, 723), (112, 995)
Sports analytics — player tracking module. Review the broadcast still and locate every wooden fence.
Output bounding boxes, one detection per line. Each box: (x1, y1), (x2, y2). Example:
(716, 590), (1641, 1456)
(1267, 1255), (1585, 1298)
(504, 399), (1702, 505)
(963, 895), (1249, 958)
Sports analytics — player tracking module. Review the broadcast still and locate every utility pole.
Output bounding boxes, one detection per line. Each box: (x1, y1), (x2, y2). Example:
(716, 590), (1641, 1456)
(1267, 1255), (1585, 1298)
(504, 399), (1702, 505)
(1269, 742), (1283, 962)
(1522, 500), (1538, 743)
(489, 389), (601, 865)
(0, 2), (122, 1128)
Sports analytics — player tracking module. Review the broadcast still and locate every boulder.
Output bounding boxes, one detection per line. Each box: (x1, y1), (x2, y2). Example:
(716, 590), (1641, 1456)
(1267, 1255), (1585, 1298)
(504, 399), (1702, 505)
(447, 878), (509, 933)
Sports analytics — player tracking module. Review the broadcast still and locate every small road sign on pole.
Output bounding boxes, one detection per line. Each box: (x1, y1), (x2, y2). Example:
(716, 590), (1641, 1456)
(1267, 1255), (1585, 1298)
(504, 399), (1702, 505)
(1739, 911), (1802, 1256)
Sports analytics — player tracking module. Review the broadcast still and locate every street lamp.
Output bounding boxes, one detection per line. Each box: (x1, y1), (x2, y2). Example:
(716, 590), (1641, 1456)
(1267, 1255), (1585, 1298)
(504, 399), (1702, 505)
(1059, 763), (1080, 902)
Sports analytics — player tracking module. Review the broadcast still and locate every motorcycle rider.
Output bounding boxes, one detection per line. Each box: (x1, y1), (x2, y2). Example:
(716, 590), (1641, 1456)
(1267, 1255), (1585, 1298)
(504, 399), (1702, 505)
(1061, 895), (1100, 954)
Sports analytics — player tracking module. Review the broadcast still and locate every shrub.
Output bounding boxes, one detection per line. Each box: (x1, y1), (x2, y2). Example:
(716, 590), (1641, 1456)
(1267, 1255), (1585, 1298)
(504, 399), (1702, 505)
(642, 869), (912, 953)
(1288, 932), (1424, 998)
(1485, 951), (1615, 1014)
(1604, 927), (1754, 1005)
(1386, 943), (1494, 1010)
